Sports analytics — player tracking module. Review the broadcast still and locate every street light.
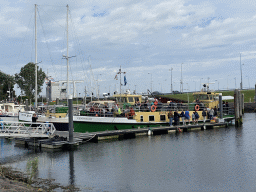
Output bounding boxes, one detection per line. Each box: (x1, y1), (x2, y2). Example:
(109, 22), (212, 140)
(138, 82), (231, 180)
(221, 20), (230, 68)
(97, 74), (102, 100)
(148, 73), (152, 92)
(180, 63), (183, 93)
(169, 68), (173, 94)
(200, 78), (203, 91)
(240, 53), (243, 90)
(227, 75), (229, 90)
(215, 80), (219, 90)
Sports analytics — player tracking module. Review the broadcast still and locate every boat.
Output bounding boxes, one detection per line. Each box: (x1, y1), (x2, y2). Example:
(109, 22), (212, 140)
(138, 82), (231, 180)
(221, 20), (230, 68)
(0, 102), (26, 121)
(72, 83), (235, 133)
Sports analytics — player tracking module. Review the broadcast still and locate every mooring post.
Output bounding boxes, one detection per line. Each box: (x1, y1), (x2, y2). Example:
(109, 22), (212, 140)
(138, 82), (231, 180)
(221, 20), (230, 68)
(219, 93), (224, 122)
(242, 93), (244, 114)
(239, 91), (243, 119)
(254, 84), (256, 102)
(234, 89), (242, 126)
(68, 95), (74, 143)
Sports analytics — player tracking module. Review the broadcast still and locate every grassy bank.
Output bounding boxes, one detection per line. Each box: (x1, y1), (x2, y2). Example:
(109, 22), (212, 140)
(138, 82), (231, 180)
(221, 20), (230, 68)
(161, 89), (255, 103)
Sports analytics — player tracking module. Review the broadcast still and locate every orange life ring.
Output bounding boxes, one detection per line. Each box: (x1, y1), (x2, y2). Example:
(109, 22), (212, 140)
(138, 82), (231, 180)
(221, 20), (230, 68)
(151, 105), (157, 112)
(195, 105), (200, 111)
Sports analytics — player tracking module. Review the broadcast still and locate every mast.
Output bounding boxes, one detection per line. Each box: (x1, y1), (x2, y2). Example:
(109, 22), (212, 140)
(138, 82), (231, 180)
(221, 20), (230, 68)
(240, 53), (243, 90)
(35, 4), (38, 109)
(66, 4), (69, 99)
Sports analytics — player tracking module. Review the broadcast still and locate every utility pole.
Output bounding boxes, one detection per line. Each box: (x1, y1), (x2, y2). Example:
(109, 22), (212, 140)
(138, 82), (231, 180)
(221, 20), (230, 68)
(240, 53), (243, 90)
(180, 63), (183, 93)
(170, 68), (173, 94)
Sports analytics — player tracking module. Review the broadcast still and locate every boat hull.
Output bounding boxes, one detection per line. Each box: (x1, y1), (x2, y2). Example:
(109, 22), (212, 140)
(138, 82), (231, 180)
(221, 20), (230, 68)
(73, 116), (169, 133)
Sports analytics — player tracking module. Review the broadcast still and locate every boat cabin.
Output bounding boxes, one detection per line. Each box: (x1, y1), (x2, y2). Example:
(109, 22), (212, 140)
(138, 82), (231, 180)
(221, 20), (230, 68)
(193, 91), (219, 109)
(113, 94), (142, 105)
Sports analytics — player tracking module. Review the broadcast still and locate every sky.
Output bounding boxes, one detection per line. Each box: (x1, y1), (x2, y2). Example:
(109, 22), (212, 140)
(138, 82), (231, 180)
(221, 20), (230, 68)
(1, 0), (256, 98)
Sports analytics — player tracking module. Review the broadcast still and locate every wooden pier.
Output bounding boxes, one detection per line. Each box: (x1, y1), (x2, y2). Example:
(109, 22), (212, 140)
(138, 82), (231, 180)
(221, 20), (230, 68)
(0, 117), (234, 149)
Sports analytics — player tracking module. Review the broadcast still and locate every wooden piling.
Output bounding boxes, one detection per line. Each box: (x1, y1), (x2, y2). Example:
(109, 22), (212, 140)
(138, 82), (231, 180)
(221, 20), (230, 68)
(242, 93), (244, 114)
(234, 89), (242, 126)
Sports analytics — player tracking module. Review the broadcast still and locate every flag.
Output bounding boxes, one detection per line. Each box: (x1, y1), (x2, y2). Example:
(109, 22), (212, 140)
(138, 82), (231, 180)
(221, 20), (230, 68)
(124, 75), (127, 86)
(114, 74), (118, 80)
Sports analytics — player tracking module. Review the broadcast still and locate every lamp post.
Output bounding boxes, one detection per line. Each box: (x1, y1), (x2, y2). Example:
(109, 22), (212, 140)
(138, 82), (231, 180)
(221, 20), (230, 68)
(240, 53), (243, 90)
(148, 72), (152, 92)
(180, 63), (183, 93)
(200, 78), (203, 91)
(215, 80), (219, 90)
(97, 74), (102, 100)
(169, 68), (173, 94)
(227, 75), (229, 90)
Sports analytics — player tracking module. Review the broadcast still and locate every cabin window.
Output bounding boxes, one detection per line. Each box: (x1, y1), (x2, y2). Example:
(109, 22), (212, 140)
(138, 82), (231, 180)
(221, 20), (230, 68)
(160, 115), (166, 121)
(140, 115), (143, 122)
(121, 97), (127, 103)
(135, 97), (139, 102)
(149, 115), (155, 121)
(128, 97), (133, 102)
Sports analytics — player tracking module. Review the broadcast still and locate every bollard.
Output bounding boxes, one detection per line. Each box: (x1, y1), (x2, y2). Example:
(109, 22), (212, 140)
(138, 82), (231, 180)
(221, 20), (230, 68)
(148, 128), (152, 136)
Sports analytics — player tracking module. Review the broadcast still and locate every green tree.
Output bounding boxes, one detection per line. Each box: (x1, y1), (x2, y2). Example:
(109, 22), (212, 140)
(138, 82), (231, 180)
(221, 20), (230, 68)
(0, 71), (15, 101)
(15, 62), (46, 100)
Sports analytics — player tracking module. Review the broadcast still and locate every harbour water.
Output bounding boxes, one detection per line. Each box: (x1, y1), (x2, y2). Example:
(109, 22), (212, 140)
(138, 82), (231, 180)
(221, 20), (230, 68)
(1, 113), (256, 191)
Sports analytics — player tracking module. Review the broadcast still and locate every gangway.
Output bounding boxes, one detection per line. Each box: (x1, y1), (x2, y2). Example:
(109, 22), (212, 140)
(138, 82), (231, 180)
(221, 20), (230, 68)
(0, 121), (56, 138)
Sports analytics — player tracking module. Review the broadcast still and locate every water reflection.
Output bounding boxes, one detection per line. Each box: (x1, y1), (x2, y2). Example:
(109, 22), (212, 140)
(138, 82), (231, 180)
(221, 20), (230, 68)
(1, 114), (256, 191)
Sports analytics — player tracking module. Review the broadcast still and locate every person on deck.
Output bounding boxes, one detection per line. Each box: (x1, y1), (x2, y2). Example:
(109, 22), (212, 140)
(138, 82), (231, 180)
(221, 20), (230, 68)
(32, 113), (38, 128)
(174, 110), (179, 126)
(180, 109), (185, 125)
(194, 111), (199, 125)
(185, 109), (190, 125)
(168, 111), (174, 126)
(202, 108), (207, 123)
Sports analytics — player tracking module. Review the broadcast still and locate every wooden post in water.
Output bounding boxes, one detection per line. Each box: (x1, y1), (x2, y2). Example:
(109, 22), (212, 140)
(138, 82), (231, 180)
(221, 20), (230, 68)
(254, 84), (256, 102)
(234, 89), (242, 126)
(68, 95), (73, 143)
(242, 93), (244, 114)
(219, 93), (224, 122)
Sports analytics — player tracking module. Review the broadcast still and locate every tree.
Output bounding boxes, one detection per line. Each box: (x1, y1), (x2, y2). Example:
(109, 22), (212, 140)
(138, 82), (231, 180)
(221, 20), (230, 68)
(15, 62), (46, 100)
(0, 71), (15, 101)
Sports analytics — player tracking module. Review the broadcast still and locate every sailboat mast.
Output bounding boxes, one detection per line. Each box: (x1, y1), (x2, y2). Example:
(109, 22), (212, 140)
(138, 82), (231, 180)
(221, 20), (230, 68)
(66, 4), (69, 99)
(35, 4), (38, 109)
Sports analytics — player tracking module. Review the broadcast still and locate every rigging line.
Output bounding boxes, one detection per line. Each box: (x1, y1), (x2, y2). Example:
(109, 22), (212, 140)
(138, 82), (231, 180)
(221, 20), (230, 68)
(68, 9), (90, 84)
(39, 6), (66, 29)
(37, 8), (58, 79)
(37, 4), (66, 7)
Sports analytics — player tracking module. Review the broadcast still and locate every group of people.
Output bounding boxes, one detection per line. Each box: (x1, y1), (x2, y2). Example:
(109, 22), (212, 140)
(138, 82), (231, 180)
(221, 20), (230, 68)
(168, 106), (221, 126)
(168, 109), (200, 126)
(168, 109), (202, 126)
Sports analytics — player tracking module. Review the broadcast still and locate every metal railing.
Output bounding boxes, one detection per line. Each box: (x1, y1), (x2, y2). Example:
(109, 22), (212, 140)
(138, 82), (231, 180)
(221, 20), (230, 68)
(0, 121), (56, 138)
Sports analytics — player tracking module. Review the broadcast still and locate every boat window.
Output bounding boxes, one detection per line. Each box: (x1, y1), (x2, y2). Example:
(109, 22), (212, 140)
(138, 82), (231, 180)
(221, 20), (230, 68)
(140, 115), (143, 122)
(128, 97), (134, 102)
(121, 97), (127, 103)
(160, 115), (166, 121)
(149, 115), (155, 121)
(198, 95), (208, 100)
(135, 97), (139, 102)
